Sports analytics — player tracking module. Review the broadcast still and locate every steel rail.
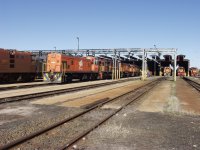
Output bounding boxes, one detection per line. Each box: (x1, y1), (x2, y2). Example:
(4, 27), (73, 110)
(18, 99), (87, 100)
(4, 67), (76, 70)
(58, 79), (161, 150)
(0, 77), (140, 104)
(0, 77), (152, 150)
(183, 77), (200, 92)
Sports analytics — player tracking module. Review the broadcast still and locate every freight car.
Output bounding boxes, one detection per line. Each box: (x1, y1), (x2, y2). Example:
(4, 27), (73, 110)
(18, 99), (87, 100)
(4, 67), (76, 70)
(43, 53), (99, 83)
(163, 67), (171, 76)
(0, 48), (36, 83)
(177, 67), (186, 77)
(189, 67), (198, 77)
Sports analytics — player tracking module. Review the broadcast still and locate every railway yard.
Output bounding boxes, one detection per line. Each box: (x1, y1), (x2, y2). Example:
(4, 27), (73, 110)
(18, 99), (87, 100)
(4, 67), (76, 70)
(0, 76), (200, 150)
(2, 0), (200, 149)
(0, 47), (200, 149)
(1, 1), (200, 149)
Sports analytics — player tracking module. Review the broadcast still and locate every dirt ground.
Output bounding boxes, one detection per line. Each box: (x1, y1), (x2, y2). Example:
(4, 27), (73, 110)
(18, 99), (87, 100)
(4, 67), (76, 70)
(0, 78), (148, 146)
(1, 77), (200, 149)
(76, 77), (200, 150)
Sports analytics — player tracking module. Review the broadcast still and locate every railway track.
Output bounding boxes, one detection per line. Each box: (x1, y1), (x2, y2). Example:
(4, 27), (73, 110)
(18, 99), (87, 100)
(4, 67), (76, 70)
(0, 77), (163, 150)
(0, 77), (140, 104)
(183, 77), (200, 92)
(0, 82), (56, 92)
(0, 79), (82, 92)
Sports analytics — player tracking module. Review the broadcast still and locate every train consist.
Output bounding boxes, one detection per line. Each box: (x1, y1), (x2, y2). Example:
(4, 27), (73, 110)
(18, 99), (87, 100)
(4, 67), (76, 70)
(0, 48), (37, 82)
(43, 52), (140, 83)
(0, 48), (198, 83)
(0, 49), (140, 83)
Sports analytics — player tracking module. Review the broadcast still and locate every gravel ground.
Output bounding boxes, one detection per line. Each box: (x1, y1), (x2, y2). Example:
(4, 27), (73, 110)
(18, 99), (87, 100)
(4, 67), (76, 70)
(73, 77), (200, 150)
(12, 79), (156, 149)
(16, 109), (115, 149)
(0, 101), (83, 145)
(0, 77), (140, 99)
(0, 77), (149, 149)
(77, 111), (200, 150)
(2, 77), (192, 150)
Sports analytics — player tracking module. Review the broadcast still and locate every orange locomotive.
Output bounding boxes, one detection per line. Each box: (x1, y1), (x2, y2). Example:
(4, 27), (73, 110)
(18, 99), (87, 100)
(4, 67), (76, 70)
(98, 56), (113, 79)
(0, 48), (36, 82)
(121, 63), (140, 77)
(189, 67), (198, 77)
(163, 67), (171, 76)
(43, 53), (99, 83)
(177, 67), (186, 76)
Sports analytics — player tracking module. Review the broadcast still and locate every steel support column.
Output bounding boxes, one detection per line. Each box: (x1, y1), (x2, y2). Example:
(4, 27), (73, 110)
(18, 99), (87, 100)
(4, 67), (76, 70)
(119, 61), (121, 79)
(114, 49), (117, 80)
(142, 49), (145, 81)
(174, 51), (177, 81)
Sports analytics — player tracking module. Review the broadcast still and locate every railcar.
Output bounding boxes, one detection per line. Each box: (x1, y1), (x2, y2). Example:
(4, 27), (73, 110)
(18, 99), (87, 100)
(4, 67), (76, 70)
(189, 67), (198, 77)
(163, 67), (171, 76)
(44, 52), (141, 83)
(131, 64), (140, 76)
(121, 63), (130, 77)
(98, 57), (113, 79)
(177, 67), (186, 76)
(0, 48), (36, 83)
(43, 53), (99, 83)
(120, 63), (140, 77)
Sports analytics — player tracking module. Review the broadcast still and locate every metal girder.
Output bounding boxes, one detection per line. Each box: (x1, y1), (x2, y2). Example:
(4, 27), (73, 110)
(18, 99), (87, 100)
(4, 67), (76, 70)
(29, 48), (177, 56)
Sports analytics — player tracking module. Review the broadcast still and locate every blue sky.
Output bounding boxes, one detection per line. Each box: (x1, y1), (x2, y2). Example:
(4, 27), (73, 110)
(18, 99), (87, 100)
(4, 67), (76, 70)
(0, 0), (200, 68)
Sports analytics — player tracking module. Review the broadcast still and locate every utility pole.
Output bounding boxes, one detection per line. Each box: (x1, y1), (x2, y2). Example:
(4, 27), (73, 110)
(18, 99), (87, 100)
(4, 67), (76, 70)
(77, 37), (79, 51)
